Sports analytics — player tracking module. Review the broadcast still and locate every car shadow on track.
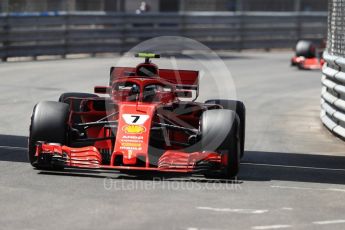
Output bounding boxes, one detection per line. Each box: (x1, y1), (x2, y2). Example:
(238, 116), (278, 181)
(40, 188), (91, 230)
(38, 169), (241, 184)
(0, 134), (28, 163)
(0, 134), (344, 185)
(240, 151), (345, 185)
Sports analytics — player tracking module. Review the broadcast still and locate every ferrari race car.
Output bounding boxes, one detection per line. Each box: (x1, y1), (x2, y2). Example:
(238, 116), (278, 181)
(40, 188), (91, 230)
(28, 53), (246, 178)
(291, 40), (325, 70)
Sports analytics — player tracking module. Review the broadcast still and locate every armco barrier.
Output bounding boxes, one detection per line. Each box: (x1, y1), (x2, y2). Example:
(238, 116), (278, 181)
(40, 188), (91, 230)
(321, 51), (345, 138)
(0, 11), (327, 60)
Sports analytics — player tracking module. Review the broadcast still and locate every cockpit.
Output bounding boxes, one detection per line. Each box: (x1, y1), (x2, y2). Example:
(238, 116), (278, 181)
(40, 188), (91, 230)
(112, 80), (175, 103)
(143, 84), (173, 102)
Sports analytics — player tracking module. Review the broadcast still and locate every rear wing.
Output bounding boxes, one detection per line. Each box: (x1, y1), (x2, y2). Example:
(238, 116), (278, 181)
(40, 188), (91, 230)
(109, 67), (199, 99)
(158, 69), (199, 90)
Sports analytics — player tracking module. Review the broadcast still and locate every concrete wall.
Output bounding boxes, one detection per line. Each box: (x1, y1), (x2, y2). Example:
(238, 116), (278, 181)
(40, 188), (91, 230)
(181, 0), (229, 11)
(180, 0), (327, 12)
(0, 0), (328, 13)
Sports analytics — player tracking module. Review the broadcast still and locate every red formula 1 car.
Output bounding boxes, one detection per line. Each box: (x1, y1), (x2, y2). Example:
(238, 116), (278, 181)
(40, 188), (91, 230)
(291, 40), (325, 70)
(28, 53), (245, 178)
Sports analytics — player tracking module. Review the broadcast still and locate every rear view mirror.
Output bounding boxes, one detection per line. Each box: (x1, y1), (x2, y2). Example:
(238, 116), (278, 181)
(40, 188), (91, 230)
(175, 90), (193, 98)
(94, 86), (111, 94)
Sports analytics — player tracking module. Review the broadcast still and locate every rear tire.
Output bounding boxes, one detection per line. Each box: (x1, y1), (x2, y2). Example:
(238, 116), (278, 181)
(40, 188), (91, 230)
(28, 101), (69, 169)
(205, 99), (245, 158)
(200, 110), (240, 178)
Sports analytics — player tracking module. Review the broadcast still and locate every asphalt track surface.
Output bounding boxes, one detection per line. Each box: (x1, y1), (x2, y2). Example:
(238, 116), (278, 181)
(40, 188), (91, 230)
(0, 52), (345, 230)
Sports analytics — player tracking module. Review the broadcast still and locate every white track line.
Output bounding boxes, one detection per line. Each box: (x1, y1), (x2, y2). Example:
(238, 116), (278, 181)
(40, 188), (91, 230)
(271, 185), (345, 193)
(281, 207), (293, 211)
(242, 162), (345, 172)
(0, 145), (27, 151)
(252, 225), (291, 229)
(313, 219), (345, 225)
(197, 206), (268, 214)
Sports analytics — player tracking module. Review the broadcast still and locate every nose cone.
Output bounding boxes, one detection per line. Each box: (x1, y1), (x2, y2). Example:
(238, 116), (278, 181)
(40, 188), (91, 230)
(114, 103), (156, 166)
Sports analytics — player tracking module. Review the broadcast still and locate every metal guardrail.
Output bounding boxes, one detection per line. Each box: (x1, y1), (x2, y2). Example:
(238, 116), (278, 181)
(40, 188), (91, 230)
(321, 51), (345, 138)
(0, 12), (327, 60)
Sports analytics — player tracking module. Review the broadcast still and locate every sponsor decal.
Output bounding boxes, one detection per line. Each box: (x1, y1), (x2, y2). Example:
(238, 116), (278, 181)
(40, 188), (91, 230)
(122, 114), (149, 125)
(121, 143), (142, 147)
(115, 112), (151, 155)
(122, 125), (146, 134)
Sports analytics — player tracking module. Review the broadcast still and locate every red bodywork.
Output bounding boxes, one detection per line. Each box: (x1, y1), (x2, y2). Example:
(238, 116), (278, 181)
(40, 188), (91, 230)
(35, 60), (225, 174)
(291, 56), (324, 70)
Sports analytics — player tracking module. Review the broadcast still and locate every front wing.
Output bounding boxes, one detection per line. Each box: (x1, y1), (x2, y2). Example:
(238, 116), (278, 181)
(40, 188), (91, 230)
(35, 142), (223, 173)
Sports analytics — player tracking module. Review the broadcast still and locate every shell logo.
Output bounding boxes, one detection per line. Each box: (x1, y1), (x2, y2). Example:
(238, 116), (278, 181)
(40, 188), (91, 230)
(122, 125), (146, 134)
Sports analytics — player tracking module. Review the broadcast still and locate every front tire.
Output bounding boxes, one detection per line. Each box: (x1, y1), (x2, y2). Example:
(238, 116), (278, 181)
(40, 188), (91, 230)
(205, 99), (245, 158)
(28, 101), (69, 169)
(200, 110), (240, 178)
